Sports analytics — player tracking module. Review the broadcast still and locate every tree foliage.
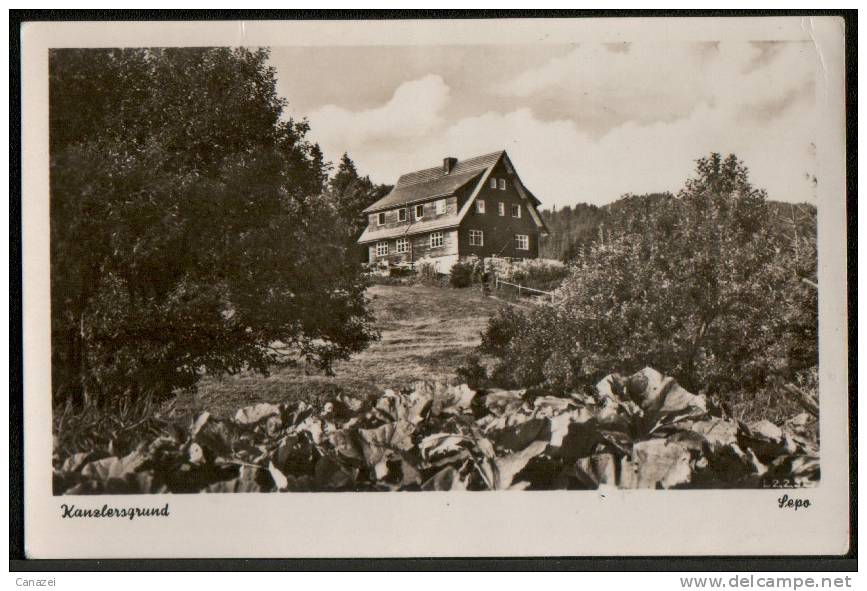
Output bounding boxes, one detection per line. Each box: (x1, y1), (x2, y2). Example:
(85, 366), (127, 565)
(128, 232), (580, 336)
(478, 154), (817, 413)
(539, 193), (673, 261)
(326, 153), (391, 238)
(53, 367), (819, 494)
(50, 48), (378, 408)
(324, 153), (392, 262)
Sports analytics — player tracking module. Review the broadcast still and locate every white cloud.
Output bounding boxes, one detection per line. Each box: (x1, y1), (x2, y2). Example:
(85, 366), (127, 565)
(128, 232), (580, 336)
(303, 42), (817, 208)
(434, 98), (815, 207)
(498, 42), (815, 132)
(307, 74), (450, 163)
(502, 44), (707, 124)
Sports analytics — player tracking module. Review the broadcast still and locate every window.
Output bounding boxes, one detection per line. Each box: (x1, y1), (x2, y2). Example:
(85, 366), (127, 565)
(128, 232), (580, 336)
(476, 199), (486, 214)
(498, 202), (505, 216)
(377, 212), (386, 226)
(469, 229), (484, 246)
(398, 208), (407, 222)
(396, 238), (408, 254)
(376, 241), (389, 256)
(515, 234), (529, 251)
(415, 204), (424, 220)
(498, 178), (506, 190)
(489, 177), (497, 189)
(436, 199), (447, 215)
(511, 204), (522, 218)
(430, 231), (444, 248)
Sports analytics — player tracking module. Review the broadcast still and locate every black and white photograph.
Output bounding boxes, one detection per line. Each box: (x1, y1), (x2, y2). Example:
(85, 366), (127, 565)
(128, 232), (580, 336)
(18, 15), (851, 559)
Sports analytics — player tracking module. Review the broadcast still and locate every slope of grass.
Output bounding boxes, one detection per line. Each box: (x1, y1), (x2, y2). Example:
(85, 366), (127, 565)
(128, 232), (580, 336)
(172, 283), (506, 418)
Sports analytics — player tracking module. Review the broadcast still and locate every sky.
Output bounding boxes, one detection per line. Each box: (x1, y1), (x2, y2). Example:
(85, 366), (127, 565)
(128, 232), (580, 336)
(269, 41), (817, 208)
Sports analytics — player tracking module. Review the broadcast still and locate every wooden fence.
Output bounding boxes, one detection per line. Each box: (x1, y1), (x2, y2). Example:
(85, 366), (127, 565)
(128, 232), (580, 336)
(493, 277), (561, 305)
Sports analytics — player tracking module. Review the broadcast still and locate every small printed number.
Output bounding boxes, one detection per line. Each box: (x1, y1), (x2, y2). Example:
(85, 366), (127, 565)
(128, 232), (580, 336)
(763, 479), (805, 488)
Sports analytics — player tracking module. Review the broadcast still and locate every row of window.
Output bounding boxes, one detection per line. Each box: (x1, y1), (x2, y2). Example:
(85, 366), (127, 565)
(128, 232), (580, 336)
(489, 177), (507, 190)
(377, 199), (447, 226)
(374, 232), (529, 256)
(476, 199), (521, 218)
(376, 198), (522, 226)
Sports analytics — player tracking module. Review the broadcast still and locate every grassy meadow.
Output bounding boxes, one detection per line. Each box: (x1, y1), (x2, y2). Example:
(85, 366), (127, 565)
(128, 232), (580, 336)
(172, 284), (506, 418)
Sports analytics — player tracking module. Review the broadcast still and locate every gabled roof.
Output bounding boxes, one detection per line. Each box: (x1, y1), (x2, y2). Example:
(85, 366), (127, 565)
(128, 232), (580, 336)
(363, 151), (505, 214)
(362, 169), (483, 214)
(358, 150), (547, 244)
(357, 216), (460, 244)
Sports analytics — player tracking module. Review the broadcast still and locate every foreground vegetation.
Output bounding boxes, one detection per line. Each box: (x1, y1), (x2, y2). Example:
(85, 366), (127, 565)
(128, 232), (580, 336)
(50, 48), (385, 410)
(170, 284), (503, 418)
(49, 48), (819, 492)
(466, 154), (818, 425)
(54, 367), (818, 494)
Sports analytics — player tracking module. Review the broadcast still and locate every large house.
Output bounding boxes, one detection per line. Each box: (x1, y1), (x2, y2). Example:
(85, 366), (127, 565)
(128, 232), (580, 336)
(358, 150), (548, 272)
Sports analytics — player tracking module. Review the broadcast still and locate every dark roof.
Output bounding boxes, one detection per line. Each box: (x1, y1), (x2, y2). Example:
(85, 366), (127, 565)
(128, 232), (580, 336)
(358, 217), (461, 244)
(522, 186), (543, 207)
(363, 151), (504, 213)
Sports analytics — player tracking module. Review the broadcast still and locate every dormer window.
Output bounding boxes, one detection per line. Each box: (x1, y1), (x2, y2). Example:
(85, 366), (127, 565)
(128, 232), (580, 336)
(398, 208), (407, 222)
(377, 212), (386, 226)
(476, 200), (486, 214)
(415, 204), (424, 219)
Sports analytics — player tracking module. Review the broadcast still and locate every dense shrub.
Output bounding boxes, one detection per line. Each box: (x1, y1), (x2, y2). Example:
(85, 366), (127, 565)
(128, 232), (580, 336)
(368, 274), (406, 286)
(485, 258), (567, 296)
(49, 48), (378, 409)
(507, 259), (569, 292)
(473, 154), (818, 415)
(449, 256), (491, 288)
(415, 261), (442, 286)
(477, 305), (563, 389)
(455, 353), (487, 390)
(449, 261), (476, 288)
(365, 266), (415, 286)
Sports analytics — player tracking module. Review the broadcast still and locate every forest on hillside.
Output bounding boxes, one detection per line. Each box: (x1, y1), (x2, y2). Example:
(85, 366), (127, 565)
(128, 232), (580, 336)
(540, 193), (816, 263)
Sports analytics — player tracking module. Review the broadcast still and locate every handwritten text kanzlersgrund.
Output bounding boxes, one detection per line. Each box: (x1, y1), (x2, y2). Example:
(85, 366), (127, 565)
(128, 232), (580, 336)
(60, 503), (169, 521)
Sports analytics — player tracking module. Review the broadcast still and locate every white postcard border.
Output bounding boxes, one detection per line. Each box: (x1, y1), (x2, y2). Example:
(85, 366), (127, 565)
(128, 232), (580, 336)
(21, 16), (850, 559)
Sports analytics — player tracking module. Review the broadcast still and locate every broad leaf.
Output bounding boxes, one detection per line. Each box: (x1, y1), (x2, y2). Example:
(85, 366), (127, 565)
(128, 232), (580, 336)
(234, 403), (281, 425)
(314, 455), (358, 490)
(491, 439), (549, 490)
(421, 466), (468, 491)
(631, 439), (692, 489)
(690, 418), (739, 453)
(81, 451), (146, 482)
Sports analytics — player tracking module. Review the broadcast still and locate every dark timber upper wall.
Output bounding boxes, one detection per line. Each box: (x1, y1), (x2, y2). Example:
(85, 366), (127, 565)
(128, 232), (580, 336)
(457, 159), (541, 259)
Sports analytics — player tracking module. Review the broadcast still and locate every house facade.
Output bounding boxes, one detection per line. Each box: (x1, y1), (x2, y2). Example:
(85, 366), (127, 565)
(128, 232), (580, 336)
(358, 150), (548, 272)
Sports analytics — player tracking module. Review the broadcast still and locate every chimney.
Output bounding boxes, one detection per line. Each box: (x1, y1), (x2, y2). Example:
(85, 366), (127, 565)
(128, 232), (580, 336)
(443, 157), (457, 174)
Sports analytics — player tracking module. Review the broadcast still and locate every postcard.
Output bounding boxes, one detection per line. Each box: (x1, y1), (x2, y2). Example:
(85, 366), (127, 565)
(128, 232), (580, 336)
(19, 15), (850, 558)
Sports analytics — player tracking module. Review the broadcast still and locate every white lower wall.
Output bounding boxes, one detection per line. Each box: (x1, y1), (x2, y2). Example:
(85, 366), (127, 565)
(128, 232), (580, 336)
(415, 254), (459, 274)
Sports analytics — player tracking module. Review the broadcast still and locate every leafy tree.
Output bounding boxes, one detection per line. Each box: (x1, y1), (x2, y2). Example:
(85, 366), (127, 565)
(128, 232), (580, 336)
(478, 154), (817, 411)
(539, 194), (673, 261)
(325, 153), (391, 260)
(50, 48), (377, 408)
